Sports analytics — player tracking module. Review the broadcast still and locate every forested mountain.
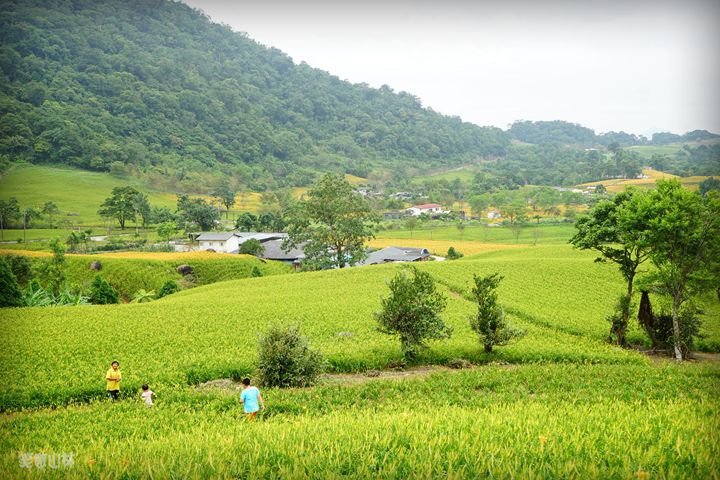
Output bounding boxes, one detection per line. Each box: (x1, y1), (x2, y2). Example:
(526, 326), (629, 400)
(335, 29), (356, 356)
(0, 0), (508, 189)
(0, 0), (716, 192)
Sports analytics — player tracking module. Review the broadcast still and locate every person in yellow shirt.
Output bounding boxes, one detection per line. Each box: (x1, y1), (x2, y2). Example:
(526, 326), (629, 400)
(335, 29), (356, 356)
(106, 361), (121, 400)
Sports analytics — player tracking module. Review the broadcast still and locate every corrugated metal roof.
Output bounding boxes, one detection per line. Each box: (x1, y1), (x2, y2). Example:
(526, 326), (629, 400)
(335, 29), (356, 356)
(359, 246), (429, 265)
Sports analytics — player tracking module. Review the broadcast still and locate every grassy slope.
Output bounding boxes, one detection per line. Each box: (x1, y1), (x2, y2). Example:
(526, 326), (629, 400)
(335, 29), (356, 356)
(1, 250), (291, 301)
(0, 244), (703, 409)
(1, 244), (718, 477)
(0, 164), (266, 226)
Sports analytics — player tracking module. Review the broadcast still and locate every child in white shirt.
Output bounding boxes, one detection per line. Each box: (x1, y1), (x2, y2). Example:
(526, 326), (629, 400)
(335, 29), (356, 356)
(141, 384), (155, 407)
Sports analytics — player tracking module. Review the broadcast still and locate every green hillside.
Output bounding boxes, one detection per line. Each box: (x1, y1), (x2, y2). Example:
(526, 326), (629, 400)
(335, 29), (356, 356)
(0, 0), (508, 190)
(4, 244), (719, 410)
(1, 250), (292, 301)
(2, 244), (719, 477)
(0, 164), (178, 223)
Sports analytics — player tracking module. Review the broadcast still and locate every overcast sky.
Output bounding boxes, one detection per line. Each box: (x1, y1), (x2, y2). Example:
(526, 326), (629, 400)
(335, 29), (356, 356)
(182, 0), (720, 136)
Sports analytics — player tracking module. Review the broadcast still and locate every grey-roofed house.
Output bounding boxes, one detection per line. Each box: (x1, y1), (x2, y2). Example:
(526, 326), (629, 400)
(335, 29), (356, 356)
(359, 246), (430, 266)
(258, 237), (306, 270)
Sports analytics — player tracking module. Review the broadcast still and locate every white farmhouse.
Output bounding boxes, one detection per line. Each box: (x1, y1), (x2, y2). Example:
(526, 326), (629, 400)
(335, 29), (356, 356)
(196, 232), (243, 253)
(406, 203), (444, 217)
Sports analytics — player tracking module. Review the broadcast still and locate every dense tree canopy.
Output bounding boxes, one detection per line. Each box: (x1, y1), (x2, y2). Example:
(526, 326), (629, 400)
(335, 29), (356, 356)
(0, 0), (508, 189)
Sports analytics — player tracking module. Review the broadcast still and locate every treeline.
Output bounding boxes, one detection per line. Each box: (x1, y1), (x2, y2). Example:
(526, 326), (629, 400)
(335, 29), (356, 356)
(509, 120), (719, 147)
(0, 0), (507, 189)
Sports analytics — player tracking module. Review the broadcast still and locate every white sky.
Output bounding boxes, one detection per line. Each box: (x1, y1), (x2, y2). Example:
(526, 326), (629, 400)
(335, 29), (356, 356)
(182, 0), (720, 136)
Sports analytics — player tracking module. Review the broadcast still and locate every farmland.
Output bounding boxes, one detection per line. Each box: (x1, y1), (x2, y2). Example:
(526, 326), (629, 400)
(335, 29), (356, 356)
(1, 241), (719, 477)
(1, 363), (717, 478)
(580, 168), (711, 193)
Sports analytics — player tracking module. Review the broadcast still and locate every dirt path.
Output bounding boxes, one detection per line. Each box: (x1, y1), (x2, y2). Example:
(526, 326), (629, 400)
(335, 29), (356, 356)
(196, 365), (482, 391)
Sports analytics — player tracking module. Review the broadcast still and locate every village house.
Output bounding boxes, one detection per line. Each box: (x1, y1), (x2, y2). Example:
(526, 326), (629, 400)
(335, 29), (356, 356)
(406, 203), (444, 217)
(196, 232), (243, 253)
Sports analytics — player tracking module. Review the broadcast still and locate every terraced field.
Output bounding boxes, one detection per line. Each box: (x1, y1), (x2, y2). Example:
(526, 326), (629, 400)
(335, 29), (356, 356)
(1, 244), (718, 478)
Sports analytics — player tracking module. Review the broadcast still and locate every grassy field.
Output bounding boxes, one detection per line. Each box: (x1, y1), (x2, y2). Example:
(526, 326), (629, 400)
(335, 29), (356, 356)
(1, 242), (719, 477)
(411, 166), (477, 184)
(2, 179), (720, 477)
(3, 244), (719, 409)
(377, 223), (577, 245)
(0, 363), (717, 478)
(0, 164), (266, 226)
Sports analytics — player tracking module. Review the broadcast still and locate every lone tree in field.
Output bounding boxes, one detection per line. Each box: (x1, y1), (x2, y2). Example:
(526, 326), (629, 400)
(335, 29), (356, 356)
(570, 189), (649, 346)
(285, 173), (378, 269)
(376, 267), (451, 362)
(98, 186), (142, 230)
(628, 180), (720, 360)
(42, 201), (60, 229)
(212, 181), (236, 221)
(469, 273), (519, 353)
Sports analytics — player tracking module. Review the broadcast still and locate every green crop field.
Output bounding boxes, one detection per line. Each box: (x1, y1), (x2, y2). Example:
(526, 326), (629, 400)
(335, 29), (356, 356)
(411, 166), (477, 183)
(1, 244), (719, 477)
(0, 363), (717, 478)
(378, 223), (578, 245)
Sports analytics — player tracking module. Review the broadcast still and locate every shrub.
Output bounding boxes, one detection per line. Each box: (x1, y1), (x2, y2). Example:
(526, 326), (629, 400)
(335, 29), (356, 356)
(446, 247), (464, 260)
(0, 257), (23, 307)
(469, 273), (522, 353)
(23, 280), (54, 307)
(250, 266), (263, 277)
(256, 325), (325, 388)
(638, 291), (703, 356)
(375, 267), (451, 362)
(1, 254), (32, 286)
(131, 289), (155, 303)
(88, 275), (119, 304)
(239, 239), (265, 257)
(22, 280), (89, 306)
(157, 280), (180, 298)
(448, 358), (473, 369)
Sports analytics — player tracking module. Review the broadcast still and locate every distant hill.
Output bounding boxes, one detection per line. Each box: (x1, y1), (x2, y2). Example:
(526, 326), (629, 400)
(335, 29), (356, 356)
(0, 0), (508, 190)
(508, 120), (720, 147)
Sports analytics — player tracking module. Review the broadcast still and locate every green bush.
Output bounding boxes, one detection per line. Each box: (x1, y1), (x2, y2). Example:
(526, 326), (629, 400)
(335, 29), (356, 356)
(157, 280), (180, 298)
(446, 247), (464, 260)
(131, 289), (155, 303)
(256, 325), (325, 388)
(0, 257), (23, 307)
(88, 275), (119, 305)
(239, 239), (265, 256)
(251, 266), (263, 277)
(1, 254), (32, 286)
